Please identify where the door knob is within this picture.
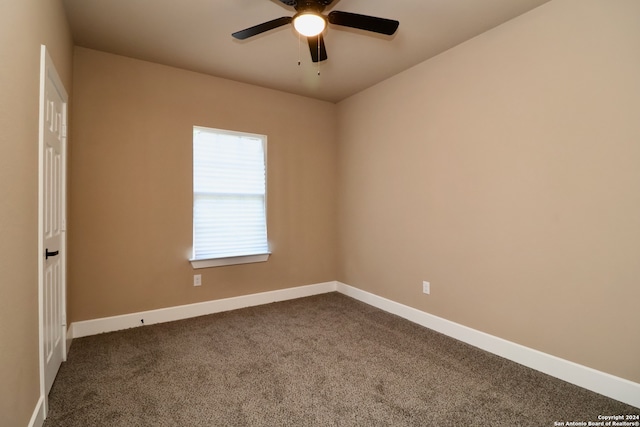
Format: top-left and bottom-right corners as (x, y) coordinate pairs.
(45, 248), (59, 260)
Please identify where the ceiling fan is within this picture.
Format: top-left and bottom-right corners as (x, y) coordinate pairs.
(231, 0), (399, 63)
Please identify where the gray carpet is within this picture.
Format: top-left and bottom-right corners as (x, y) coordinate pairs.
(44, 293), (638, 426)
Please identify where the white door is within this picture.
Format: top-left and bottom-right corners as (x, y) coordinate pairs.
(39, 45), (68, 400)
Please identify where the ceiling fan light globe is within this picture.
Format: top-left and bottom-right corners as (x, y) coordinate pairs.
(293, 13), (326, 37)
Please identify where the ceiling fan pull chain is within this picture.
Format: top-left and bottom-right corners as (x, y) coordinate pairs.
(298, 32), (301, 66)
(317, 37), (321, 75)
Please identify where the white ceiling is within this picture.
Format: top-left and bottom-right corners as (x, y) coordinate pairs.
(62, 0), (551, 103)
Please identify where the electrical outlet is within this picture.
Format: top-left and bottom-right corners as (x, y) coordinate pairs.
(422, 281), (430, 295)
(193, 274), (202, 287)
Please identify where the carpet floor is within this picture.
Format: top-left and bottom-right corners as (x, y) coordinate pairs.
(44, 292), (638, 426)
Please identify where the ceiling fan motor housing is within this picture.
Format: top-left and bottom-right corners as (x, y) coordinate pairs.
(279, 0), (335, 8)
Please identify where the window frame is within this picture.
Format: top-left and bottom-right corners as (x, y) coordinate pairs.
(190, 126), (270, 269)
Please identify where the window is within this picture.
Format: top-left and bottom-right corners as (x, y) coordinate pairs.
(191, 126), (269, 268)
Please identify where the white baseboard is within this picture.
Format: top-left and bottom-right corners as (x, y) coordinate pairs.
(65, 325), (73, 356)
(70, 281), (337, 339)
(335, 282), (640, 409)
(28, 395), (45, 427)
(68, 280), (639, 409)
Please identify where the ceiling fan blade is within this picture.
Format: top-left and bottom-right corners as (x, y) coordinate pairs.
(232, 16), (292, 40)
(307, 33), (328, 63)
(328, 11), (399, 35)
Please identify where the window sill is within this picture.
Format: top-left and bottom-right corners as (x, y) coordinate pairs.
(190, 253), (270, 269)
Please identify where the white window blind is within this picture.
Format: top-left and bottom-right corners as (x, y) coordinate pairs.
(192, 127), (269, 262)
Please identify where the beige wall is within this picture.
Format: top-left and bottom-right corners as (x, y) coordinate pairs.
(337, 0), (640, 383)
(68, 48), (338, 322)
(0, 1), (73, 425)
